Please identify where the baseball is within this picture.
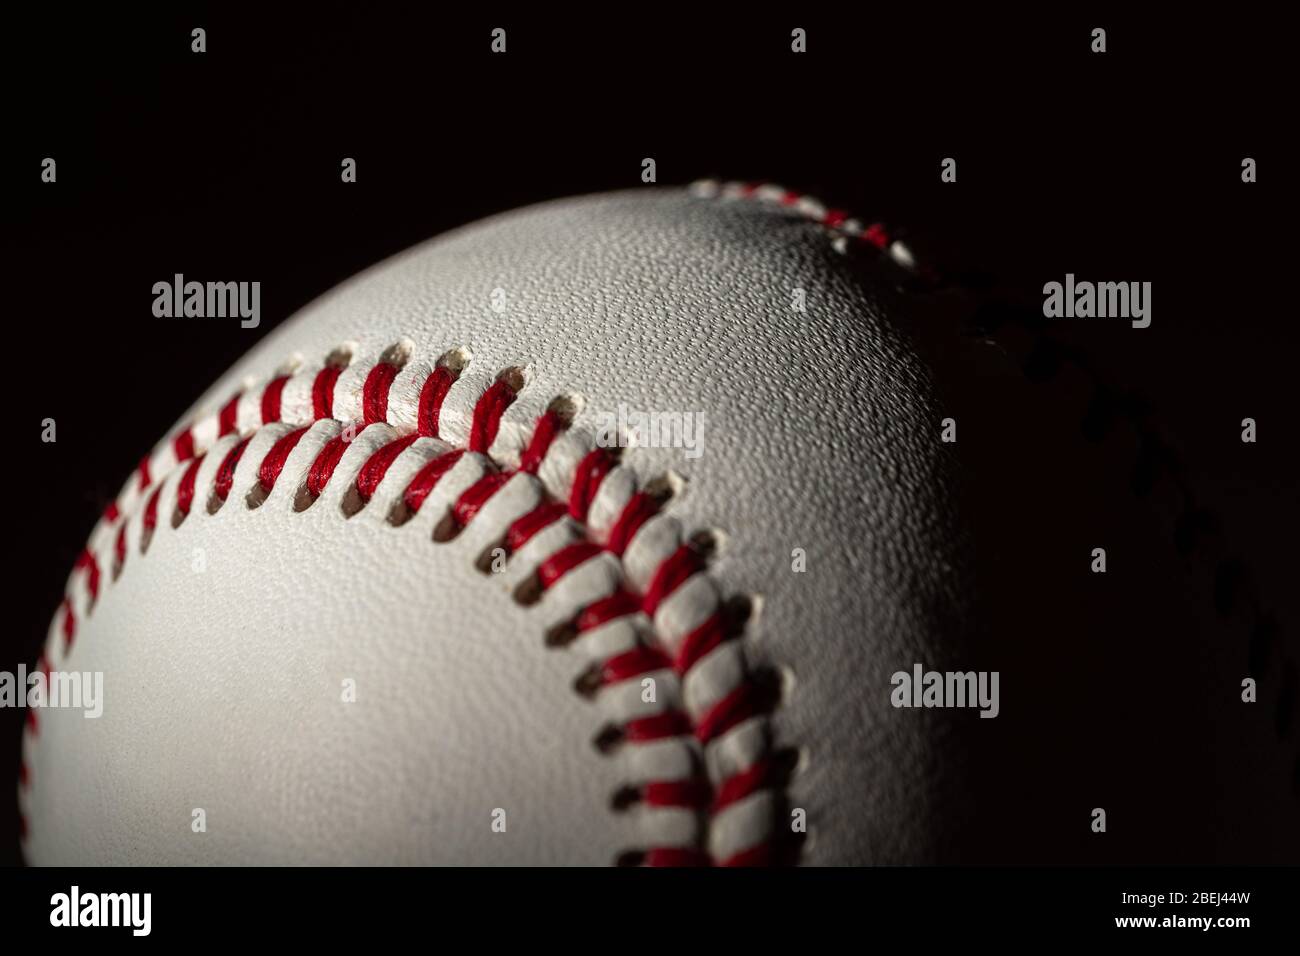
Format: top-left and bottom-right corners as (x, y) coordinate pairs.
(21, 182), (969, 865)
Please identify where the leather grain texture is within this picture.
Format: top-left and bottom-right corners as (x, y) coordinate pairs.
(24, 188), (975, 864)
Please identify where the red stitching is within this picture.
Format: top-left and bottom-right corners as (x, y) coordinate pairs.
(519, 408), (565, 474)
(403, 449), (465, 514)
(214, 437), (252, 502)
(312, 366), (341, 419)
(417, 365), (456, 438)
(451, 472), (512, 529)
(142, 486), (162, 533)
(355, 434), (419, 502)
(306, 431), (353, 498)
(362, 363), (399, 425)
(60, 598), (75, 653)
(569, 449), (615, 521)
(259, 427), (310, 493)
(74, 550), (100, 602)
(261, 375), (290, 424)
(469, 378), (517, 453)
(172, 429), (195, 463)
(538, 540), (604, 589)
(605, 491), (658, 557)
(506, 501), (567, 552)
(176, 455), (205, 517)
(218, 392), (241, 436)
(29, 350), (782, 867)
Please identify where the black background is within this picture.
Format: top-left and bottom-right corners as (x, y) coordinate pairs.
(4, 6), (1295, 870)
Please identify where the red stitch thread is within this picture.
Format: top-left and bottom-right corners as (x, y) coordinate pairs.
(417, 366), (456, 438)
(605, 492), (659, 556)
(644, 778), (711, 809)
(401, 449), (465, 514)
(218, 393), (241, 436)
(355, 434), (420, 502)
(312, 366), (341, 419)
(137, 455), (152, 491)
(261, 375), (290, 424)
(694, 683), (759, 744)
(642, 546), (702, 616)
(114, 525), (127, 571)
(142, 486), (162, 532)
(569, 449), (615, 521)
(362, 363), (399, 425)
(673, 613), (729, 674)
(600, 645), (670, 685)
(172, 428), (195, 463)
(176, 456), (205, 517)
(645, 847), (711, 867)
(505, 501), (568, 553)
(259, 427), (310, 493)
(538, 541), (604, 589)
(214, 438), (252, 502)
(713, 757), (770, 812)
(452, 472), (512, 529)
(102, 501), (120, 523)
(577, 589), (642, 632)
(469, 379), (517, 453)
(625, 711), (693, 742)
(306, 432), (353, 498)
(519, 409), (566, 474)
(36, 354), (781, 867)
(862, 222), (890, 250)
(61, 598), (75, 653)
(74, 550), (100, 602)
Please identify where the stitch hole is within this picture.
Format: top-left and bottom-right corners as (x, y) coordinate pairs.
(245, 484), (270, 511)
(572, 662), (603, 697)
(545, 619), (579, 648)
(325, 343), (356, 368)
(292, 484), (318, 513)
(378, 339), (415, 368)
(513, 573), (544, 607)
(496, 365), (528, 393)
(689, 528), (728, 559)
(547, 392), (585, 425)
(609, 785), (642, 811)
(437, 346), (472, 375)
(643, 470), (687, 505)
(387, 500), (415, 527)
(474, 539), (510, 574)
(744, 665), (790, 713)
(592, 724), (625, 754)
(432, 512), (463, 543)
(338, 486), (365, 519)
(275, 352), (305, 377)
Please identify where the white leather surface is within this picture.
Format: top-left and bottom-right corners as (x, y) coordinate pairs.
(23, 187), (973, 864)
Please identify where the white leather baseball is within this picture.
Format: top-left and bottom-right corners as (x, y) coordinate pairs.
(21, 182), (971, 865)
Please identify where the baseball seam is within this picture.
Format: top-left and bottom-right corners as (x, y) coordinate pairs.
(21, 342), (789, 866)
